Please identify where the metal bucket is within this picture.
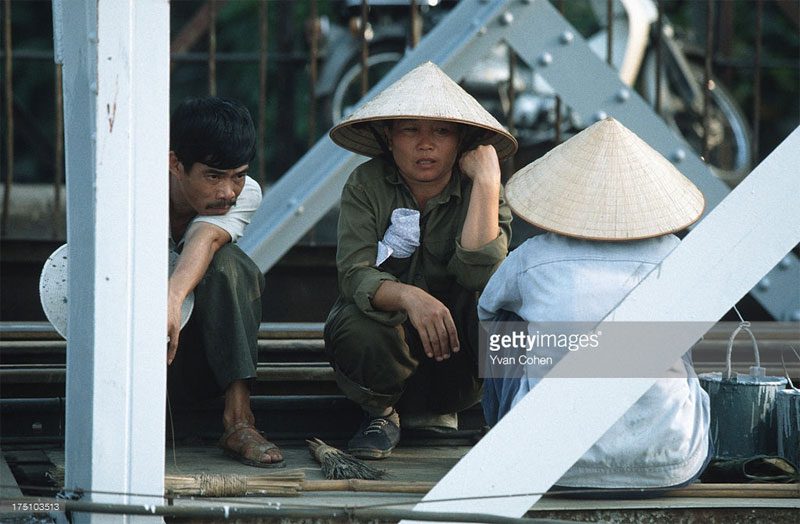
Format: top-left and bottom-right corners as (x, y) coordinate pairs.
(698, 323), (788, 460)
(776, 389), (800, 468)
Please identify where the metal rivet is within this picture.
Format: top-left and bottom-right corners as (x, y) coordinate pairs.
(560, 30), (574, 45)
(757, 277), (771, 291)
(295, 206), (305, 215)
(478, 26), (487, 36)
(672, 149), (686, 162)
(616, 88), (630, 102)
(592, 111), (608, 122)
(90, 82), (98, 93)
(778, 255), (792, 270)
(538, 52), (553, 66)
(500, 11), (514, 25)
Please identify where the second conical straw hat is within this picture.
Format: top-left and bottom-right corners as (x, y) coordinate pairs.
(329, 61), (518, 160)
(506, 117), (705, 241)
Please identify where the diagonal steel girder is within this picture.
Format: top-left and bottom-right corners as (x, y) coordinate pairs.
(239, 0), (799, 320)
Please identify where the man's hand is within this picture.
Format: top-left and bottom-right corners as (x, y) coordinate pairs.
(167, 292), (183, 365)
(373, 281), (459, 361)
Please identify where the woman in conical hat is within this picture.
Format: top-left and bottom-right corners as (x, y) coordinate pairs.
(325, 62), (517, 459)
(479, 117), (711, 491)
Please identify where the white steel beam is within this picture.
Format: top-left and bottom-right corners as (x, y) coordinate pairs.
(240, 0), (798, 319)
(405, 127), (800, 521)
(55, 0), (170, 521)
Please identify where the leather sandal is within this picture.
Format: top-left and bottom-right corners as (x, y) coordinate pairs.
(218, 421), (285, 468)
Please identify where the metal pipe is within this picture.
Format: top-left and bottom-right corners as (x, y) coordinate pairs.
(258, 0), (268, 186)
(606, 0), (613, 66)
(702, 0), (714, 162)
(410, 0), (421, 48)
(654, 0), (663, 115)
(54, 63), (64, 239)
(753, 0), (763, 163)
(554, 0), (564, 144)
(0, 321), (326, 339)
(208, 0), (218, 96)
(46, 498), (568, 523)
(360, 0), (369, 97)
(507, 50), (516, 135)
(2, 0), (14, 237)
(173, 50), (309, 64)
(170, 0), (229, 73)
(718, 0), (735, 85)
(308, 0), (319, 148)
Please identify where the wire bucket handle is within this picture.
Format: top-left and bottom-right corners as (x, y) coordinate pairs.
(725, 321), (764, 380)
(780, 346), (800, 391)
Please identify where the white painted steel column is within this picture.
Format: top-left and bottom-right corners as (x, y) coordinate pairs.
(55, 0), (170, 521)
(406, 128), (800, 521)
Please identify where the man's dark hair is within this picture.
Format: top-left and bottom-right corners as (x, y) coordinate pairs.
(170, 96), (256, 170)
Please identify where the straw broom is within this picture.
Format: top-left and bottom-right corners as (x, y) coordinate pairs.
(164, 470), (306, 497)
(49, 465), (306, 497)
(307, 438), (387, 480)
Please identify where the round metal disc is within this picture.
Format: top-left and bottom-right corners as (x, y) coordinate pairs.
(38, 244), (70, 338)
(39, 244), (194, 339)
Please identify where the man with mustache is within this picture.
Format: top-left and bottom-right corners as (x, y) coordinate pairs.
(325, 62), (517, 459)
(167, 96), (283, 468)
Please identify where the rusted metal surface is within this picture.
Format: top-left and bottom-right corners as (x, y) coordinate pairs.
(2, 0), (14, 237)
(606, 0), (613, 66)
(753, 0), (763, 162)
(308, 0), (320, 148)
(170, 0), (229, 58)
(258, 0), (268, 186)
(208, 0), (217, 96)
(703, 0), (715, 162)
(554, 0), (564, 144)
(507, 50), (516, 135)
(410, 0), (421, 48)
(655, 0), (663, 115)
(360, 0), (369, 97)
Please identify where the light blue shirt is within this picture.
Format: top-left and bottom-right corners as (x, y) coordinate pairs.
(478, 232), (710, 488)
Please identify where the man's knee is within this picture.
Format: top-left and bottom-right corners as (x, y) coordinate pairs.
(201, 243), (264, 300)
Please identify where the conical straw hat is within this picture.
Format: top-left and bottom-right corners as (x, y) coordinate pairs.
(506, 117), (705, 241)
(329, 61), (518, 160)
